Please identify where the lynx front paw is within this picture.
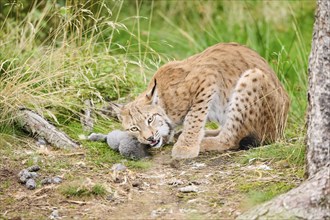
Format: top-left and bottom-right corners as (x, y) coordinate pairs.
(171, 144), (199, 159)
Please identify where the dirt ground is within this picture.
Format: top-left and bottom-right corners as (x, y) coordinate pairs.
(0, 141), (302, 220)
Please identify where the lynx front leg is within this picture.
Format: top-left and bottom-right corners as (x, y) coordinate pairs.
(171, 104), (209, 159)
(171, 82), (218, 159)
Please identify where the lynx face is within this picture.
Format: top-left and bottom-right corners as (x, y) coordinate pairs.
(119, 103), (173, 148)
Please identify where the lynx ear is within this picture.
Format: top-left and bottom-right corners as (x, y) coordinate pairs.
(146, 79), (158, 105)
(106, 102), (123, 121)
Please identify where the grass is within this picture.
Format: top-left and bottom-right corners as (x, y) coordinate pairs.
(0, 0), (315, 213)
(61, 183), (107, 198)
(0, 0), (313, 145)
(240, 181), (296, 208)
(237, 141), (306, 167)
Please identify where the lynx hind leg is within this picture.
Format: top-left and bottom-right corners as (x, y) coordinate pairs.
(201, 68), (284, 152)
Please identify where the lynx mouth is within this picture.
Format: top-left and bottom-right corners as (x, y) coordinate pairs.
(149, 138), (163, 148)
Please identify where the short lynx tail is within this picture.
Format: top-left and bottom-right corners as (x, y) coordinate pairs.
(87, 133), (107, 142)
(238, 134), (260, 150)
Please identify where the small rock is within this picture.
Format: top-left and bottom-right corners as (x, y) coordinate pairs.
(29, 172), (39, 179)
(27, 165), (40, 172)
(132, 181), (141, 187)
(41, 177), (63, 185)
(37, 137), (47, 146)
(41, 177), (53, 185)
(111, 163), (127, 171)
(75, 161), (86, 168)
(191, 162), (206, 169)
(18, 169), (30, 183)
(257, 164), (273, 171)
(26, 179), (36, 190)
(49, 209), (60, 219)
(168, 179), (184, 186)
(52, 176), (62, 184)
(18, 169), (38, 183)
(106, 194), (115, 202)
(178, 185), (199, 193)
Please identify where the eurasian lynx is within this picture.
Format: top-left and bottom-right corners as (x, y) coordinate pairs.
(114, 43), (290, 159)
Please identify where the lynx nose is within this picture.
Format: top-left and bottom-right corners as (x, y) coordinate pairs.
(147, 136), (154, 142)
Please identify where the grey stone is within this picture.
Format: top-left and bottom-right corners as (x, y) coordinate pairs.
(18, 169), (30, 183)
(27, 165), (40, 172)
(111, 163), (127, 171)
(18, 169), (38, 183)
(37, 137), (47, 146)
(49, 209), (60, 219)
(41, 177), (52, 185)
(52, 176), (62, 184)
(26, 178), (36, 190)
(29, 172), (39, 179)
(41, 177), (62, 185)
(168, 179), (184, 186)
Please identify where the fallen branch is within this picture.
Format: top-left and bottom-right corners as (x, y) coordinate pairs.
(16, 108), (80, 149)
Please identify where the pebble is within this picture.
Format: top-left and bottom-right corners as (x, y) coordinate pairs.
(49, 210), (60, 219)
(29, 172), (39, 179)
(52, 176), (62, 184)
(18, 169), (30, 183)
(191, 162), (206, 169)
(27, 165), (40, 172)
(178, 185), (199, 193)
(132, 181), (141, 187)
(26, 178), (36, 190)
(111, 163), (127, 171)
(18, 169), (38, 183)
(168, 179), (184, 186)
(257, 164), (273, 171)
(41, 177), (53, 185)
(37, 137), (47, 146)
(41, 177), (63, 185)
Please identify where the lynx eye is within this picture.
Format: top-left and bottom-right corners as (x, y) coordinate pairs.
(130, 126), (139, 132)
(147, 115), (155, 124)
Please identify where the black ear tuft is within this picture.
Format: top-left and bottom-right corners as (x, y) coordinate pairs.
(146, 79), (157, 100)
